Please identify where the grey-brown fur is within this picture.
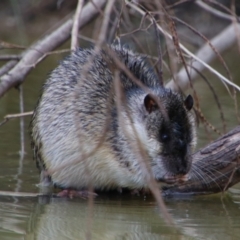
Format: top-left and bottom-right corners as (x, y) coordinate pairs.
(31, 45), (196, 190)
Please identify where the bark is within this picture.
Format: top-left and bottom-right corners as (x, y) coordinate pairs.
(162, 126), (240, 196)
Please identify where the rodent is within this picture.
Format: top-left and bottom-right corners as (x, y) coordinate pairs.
(31, 45), (196, 191)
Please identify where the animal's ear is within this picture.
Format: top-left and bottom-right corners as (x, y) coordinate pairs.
(144, 94), (158, 113)
(184, 95), (194, 111)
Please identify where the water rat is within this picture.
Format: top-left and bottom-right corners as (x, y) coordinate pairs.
(31, 45), (196, 194)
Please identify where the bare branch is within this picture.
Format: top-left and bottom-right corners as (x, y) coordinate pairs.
(166, 24), (240, 92)
(96, 0), (116, 46)
(71, 0), (84, 51)
(126, 1), (240, 92)
(0, 55), (21, 61)
(0, 111), (33, 126)
(0, 41), (26, 50)
(171, 16), (233, 83)
(195, 0), (239, 22)
(0, 0), (106, 98)
(0, 191), (45, 197)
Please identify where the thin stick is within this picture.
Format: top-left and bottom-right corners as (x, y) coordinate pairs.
(0, 191), (50, 197)
(190, 65), (226, 134)
(71, 0), (84, 51)
(83, 3), (115, 238)
(0, 40), (26, 50)
(0, 0), (106, 98)
(126, 1), (240, 92)
(171, 16), (232, 83)
(0, 55), (21, 61)
(19, 86), (25, 157)
(113, 70), (173, 225)
(153, 20), (163, 86)
(0, 111), (33, 127)
(195, 0), (239, 22)
(97, 0), (115, 46)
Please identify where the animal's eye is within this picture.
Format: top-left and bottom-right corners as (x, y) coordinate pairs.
(160, 133), (170, 142)
(160, 124), (170, 143)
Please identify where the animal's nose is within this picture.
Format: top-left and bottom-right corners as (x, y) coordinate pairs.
(174, 154), (191, 175)
(175, 163), (188, 175)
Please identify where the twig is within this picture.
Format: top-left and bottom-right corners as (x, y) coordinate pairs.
(0, 0), (106, 98)
(97, 0), (115, 46)
(166, 23), (240, 92)
(71, 0), (84, 51)
(0, 55), (21, 61)
(0, 41), (26, 50)
(0, 111), (33, 126)
(230, 2), (240, 55)
(126, 1), (240, 92)
(166, 0), (192, 9)
(230, 2), (240, 123)
(78, 34), (96, 43)
(26, 49), (71, 68)
(0, 190), (50, 197)
(113, 68), (173, 225)
(153, 20), (163, 86)
(77, 4), (116, 236)
(190, 65), (226, 134)
(19, 85), (25, 157)
(171, 16), (232, 83)
(195, 0), (240, 22)
(202, 0), (238, 19)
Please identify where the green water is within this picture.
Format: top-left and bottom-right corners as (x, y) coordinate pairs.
(1, 194), (240, 240)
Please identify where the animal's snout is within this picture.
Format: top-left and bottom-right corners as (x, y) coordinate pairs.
(174, 154), (192, 176)
(172, 139), (191, 175)
(175, 161), (189, 175)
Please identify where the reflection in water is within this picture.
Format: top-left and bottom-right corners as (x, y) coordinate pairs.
(33, 197), (169, 240)
(1, 194), (239, 240)
(0, 197), (38, 240)
(169, 195), (240, 240)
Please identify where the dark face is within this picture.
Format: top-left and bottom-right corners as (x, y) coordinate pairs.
(144, 91), (195, 179)
(159, 107), (193, 175)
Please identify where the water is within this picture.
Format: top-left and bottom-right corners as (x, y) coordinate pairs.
(1, 25), (240, 240)
(0, 192), (240, 239)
